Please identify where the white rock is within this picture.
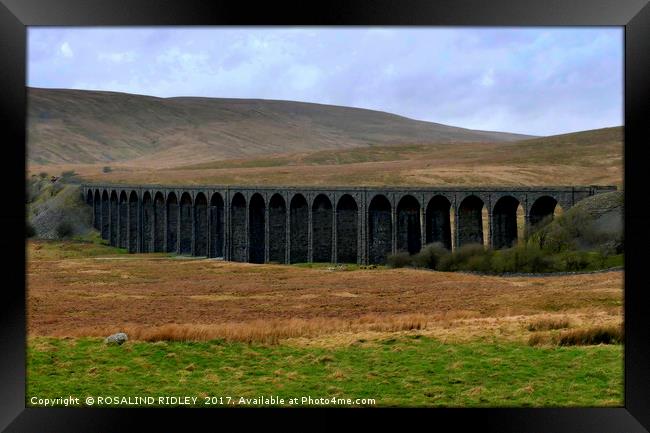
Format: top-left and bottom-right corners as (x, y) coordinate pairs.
(104, 332), (128, 345)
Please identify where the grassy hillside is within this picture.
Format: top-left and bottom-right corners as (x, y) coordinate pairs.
(27, 87), (621, 187)
(27, 175), (92, 240)
(27, 87), (530, 166)
(528, 190), (623, 254)
(35, 126), (622, 187)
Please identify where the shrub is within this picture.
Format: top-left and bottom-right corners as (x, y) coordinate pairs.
(496, 244), (556, 273)
(384, 230), (617, 275)
(489, 248), (518, 273)
(522, 247), (555, 273)
(591, 250), (610, 268)
(562, 251), (591, 272)
(412, 242), (450, 269)
(386, 251), (412, 268)
(102, 166), (112, 173)
(465, 250), (495, 273)
(437, 244), (487, 272)
(526, 215), (555, 247)
(55, 219), (75, 239)
(38, 172), (48, 179)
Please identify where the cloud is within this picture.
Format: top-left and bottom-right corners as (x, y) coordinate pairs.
(98, 51), (136, 63)
(28, 27), (623, 136)
(59, 42), (73, 58)
(285, 64), (323, 91)
(479, 68), (495, 87)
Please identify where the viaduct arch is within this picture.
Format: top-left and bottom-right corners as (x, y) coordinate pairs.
(83, 184), (616, 265)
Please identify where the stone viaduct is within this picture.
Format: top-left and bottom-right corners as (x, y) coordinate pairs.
(82, 184), (616, 265)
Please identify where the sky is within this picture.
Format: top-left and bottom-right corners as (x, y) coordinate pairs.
(27, 27), (623, 136)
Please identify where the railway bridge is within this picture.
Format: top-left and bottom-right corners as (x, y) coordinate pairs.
(82, 184), (616, 265)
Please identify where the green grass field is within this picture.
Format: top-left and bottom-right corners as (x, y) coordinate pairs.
(27, 336), (622, 408)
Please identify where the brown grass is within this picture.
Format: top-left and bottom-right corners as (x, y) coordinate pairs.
(58, 314), (430, 345)
(527, 333), (550, 347)
(528, 324), (623, 347)
(526, 317), (571, 332)
(28, 87), (529, 166)
(556, 325), (623, 346)
(27, 241), (623, 345)
(29, 127), (623, 187)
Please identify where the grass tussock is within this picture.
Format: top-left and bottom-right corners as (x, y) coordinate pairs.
(528, 324), (623, 347)
(527, 333), (549, 347)
(556, 325), (623, 346)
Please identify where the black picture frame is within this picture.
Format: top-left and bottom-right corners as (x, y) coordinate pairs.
(2, 0), (649, 431)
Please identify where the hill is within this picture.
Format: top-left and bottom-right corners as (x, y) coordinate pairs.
(32, 126), (621, 187)
(27, 87), (531, 166)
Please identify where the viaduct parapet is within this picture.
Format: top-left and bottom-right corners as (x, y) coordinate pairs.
(81, 184), (617, 265)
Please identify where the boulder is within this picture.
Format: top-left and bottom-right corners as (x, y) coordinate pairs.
(104, 332), (128, 345)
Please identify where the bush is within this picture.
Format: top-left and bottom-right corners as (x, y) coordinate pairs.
(412, 242), (450, 269)
(437, 244), (487, 272)
(591, 250), (610, 269)
(489, 249), (517, 273)
(38, 172), (48, 179)
(383, 225), (619, 275)
(521, 247), (555, 273)
(562, 251), (591, 272)
(56, 219), (75, 239)
(386, 251), (412, 268)
(500, 244), (557, 273)
(526, 215), (555, 247)
(102, 166), (112, 173)
(465, 250), (495, 272)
